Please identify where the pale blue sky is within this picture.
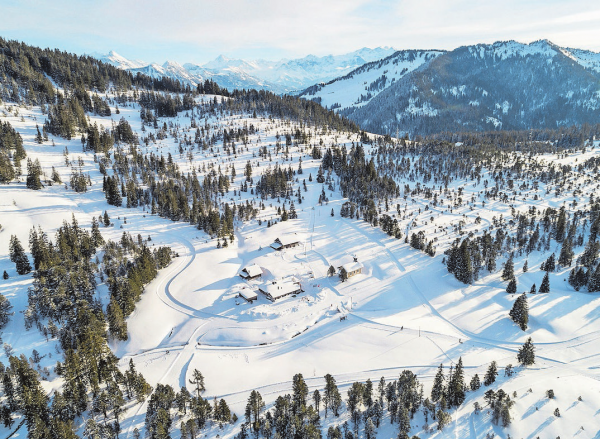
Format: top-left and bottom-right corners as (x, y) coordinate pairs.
(2, 0), (600, 64)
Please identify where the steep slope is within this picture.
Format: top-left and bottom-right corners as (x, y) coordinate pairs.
(341, 40), (600, 135)
(298, 49), (445, 110)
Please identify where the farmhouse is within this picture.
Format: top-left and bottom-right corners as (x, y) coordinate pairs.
(270, 236), (301, 251)
(259, 279), (304, 301)
(239, 264), (263, 280)
(238, 288), (258, 303)
(339, 260), (364, 278)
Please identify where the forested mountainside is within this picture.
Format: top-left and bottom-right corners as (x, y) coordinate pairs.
(299, 49), (445, 111)
(302, 40), (600, 136)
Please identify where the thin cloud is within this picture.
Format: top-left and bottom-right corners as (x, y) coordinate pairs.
(2, 0), (599, 63)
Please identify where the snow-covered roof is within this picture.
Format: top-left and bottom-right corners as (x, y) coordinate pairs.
(341, 261), (363, 273)
(238, 288), (258, 301)
(259, 280), (303, 300)
(275, 235), (302, 246)
(241, 264), (262, 278)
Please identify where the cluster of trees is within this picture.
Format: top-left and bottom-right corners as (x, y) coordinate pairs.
(103, 144), (256, 239)
(235, 359), (525, 439)
(3, 216), (167, 437)
(103, 231), (172, 340)
(144, 369), (234, 439)
(138, 91), (194, 118)
(0, 120), (26, 183)
(222, 89), (359, 134)
(0, 37), (187, 107)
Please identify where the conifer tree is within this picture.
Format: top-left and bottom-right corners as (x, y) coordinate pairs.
(509, 293), (529, 330)
(189, 369), (205, 397)
(448, 357), (465, 407)
(539, 272), (550, 293)
(501, 257), (514, 281)
(0, 294), (13, 329)
(469, 374), (481, 391)
(506, 277), (517, 294)
(517, 337), (535, 365)
(9, 235), (31, 275)
(588, 264), (600, 292)
(484, 361), (498, 386)
(558, 238), (574, 267)
(430, 364), (445, 402)
(245, 390), (265, 437)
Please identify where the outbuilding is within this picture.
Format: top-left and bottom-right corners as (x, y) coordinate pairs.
(239, 264), (263, 280)
(270, 236), (301, 251)
(338, 260), (364, 278)
(238, 288), (258, 303)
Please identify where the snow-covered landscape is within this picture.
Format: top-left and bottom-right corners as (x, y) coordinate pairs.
(2, 4), (600, 437)
(1, 74), (600, 438)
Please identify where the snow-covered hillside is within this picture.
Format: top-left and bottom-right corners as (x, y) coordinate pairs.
(299, 50), (444, 110)
(338, 40), (600, 135)
(2, 78), (600, 439)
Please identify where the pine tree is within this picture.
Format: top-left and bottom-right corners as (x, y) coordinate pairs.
(517, 337), (535, 365)
(469, 374), (481, 391)
(484, 361), (498, 386)
(9, 235), (31, 275)
(189, 369), (205, 397)
(588, 264), (600, 292)
(455, 240), (473, 284)
(509, 293), (529, 330)
(501, 257), (514, 281)
(506, 277), (517, 294)
(103, 211), (111, 227)
(539, 272), (550, 293)
(0, 294), (13, 329)
(431, 364), (445, 402)
(339, 267), (348, 282)
(289, 202), (298, 220)
(245, 390), (265, 436)
(26, 158), (43, 190)
(448, 357), (465, 407)
(558, 238), (574, 267)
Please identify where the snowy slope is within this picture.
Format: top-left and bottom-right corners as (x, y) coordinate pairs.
(299, 49), (445, 110)
(339, 40), (600, 135)
(2, 88), (600, 439)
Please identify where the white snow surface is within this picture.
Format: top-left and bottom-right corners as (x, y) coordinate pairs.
(0, 93), (600, 439)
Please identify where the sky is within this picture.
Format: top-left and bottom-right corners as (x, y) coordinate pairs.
(2, 0), (600, 64)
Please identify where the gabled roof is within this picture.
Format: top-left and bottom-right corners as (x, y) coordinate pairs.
(259, 279), (303, 300)
(275, 235), (302, 246)
(341, 261), (363, 273)
(241, 264), (262, 278)
(238, 288), (258, 301)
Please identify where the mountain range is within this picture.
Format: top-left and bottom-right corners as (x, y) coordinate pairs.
(95, 47), (396, 94)
(96, 40), (600, 136)
(333, 40), (600, 135)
